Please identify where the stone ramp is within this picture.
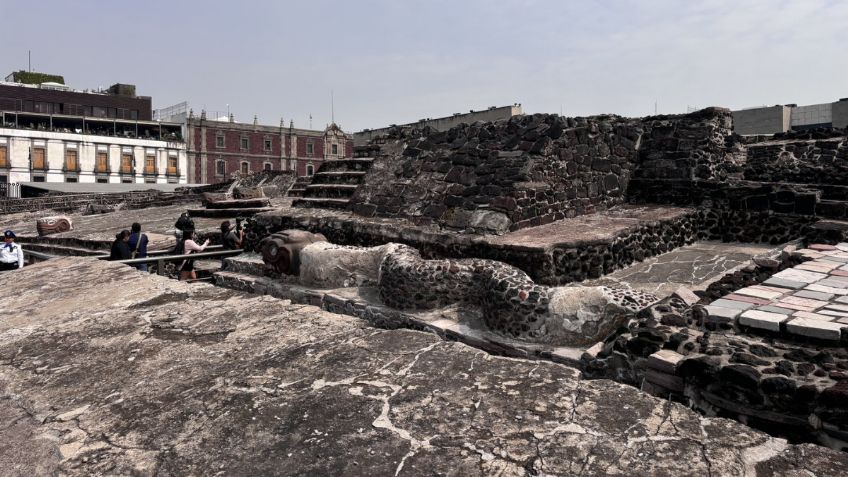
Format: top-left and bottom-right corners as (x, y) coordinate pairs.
(2, 258), (846, 475)
(584, 241), (783, 297)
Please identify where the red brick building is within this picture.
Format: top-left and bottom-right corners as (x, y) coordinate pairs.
(185, 111), (353, 184)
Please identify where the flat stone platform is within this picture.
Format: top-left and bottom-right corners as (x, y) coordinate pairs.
(2, 258), (845, 475)
(585, 241), (781, 297)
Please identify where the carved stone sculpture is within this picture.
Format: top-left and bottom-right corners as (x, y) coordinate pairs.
(36, 216), (73, 236)
(259, 234), (659, 346)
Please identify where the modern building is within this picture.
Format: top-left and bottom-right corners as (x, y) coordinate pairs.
(0, 72), (186, 189)
(353, 104), (523, 145)
(732, 98), (848, 135)
(185, 110), (353, 184)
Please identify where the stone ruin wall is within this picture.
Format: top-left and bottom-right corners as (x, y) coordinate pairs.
(348, 113), (643, 233)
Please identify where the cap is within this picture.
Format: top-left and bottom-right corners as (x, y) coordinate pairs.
(4, 230), (15, 239)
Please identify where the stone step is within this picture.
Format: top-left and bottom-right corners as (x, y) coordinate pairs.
(186, 207), (275, 218)
(291, 197), (351, 209)
(305, 183), (359, 190)
(314, 170), (367, 176)
(18, 241), (103, 256)
(221, 253), (266, 276)
(213, 270), (261, 294)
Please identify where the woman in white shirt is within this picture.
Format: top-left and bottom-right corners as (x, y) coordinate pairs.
(178, 230), (210, 281)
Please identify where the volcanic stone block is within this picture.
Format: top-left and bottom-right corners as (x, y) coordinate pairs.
(645, 369), (684, 392)
(647, 350), (684, 374)
(763, 277), (807, 290)
(739, 310), (787, 332)
(786, 318), (846, 341)
(709, 299), (754, 311)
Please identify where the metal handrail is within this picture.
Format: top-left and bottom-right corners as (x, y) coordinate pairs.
(111, 248), (243, 275)
(93, 244), (226, 259)
(24, 250), (57, 261)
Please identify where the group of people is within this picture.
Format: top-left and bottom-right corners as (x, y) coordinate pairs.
(109, 218), (244, 281)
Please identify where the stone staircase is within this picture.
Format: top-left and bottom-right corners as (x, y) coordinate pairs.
(291, 158), (374, 209)
(286, 175), (312, 198)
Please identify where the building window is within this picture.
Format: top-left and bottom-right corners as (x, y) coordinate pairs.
(306, 140), (314, 156)
(33, 175), (46, 182)
(32, 147), (46, 170)
(306, 164), (314, 176)
(241, 162), (249, 174)
(65, 177), (78, 183)
(264, 138), (272, 151)
(65, 149), (79, 171)
(96, 178), (108, 183)
(0, 145), (7, 168)
(121, 153), (133, 174)
(216, 135), (225, 148)
(240, 137), (249, 150)
(145, 177), (156, 184)
(145, 155), (156, 174)
(216, 160), (226, 176)
(95, 151), (109, 173)
(167, 155), (178, 175)
(122, 178), (133, 184)
(264, 162), (272, 171)
(331, 143), (338, 155)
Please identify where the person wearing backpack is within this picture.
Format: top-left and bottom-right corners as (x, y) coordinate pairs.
(177, 230), (209, 281)
(128, 222), (149, 272)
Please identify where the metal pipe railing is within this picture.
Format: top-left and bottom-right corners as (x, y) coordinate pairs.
(24, 249), (57, 261)
(93, 244), (226, 260)
(111, 249), (243, 275)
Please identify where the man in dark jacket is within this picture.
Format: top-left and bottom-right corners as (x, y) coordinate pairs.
(128, 222), (149, 272)
(110, 230), (131, 261)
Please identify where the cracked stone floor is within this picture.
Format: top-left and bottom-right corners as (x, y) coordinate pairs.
(1, 258), (846, 476)
(584, 241), (780, 297)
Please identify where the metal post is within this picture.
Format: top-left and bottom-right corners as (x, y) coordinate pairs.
(157, 259), (164, 275)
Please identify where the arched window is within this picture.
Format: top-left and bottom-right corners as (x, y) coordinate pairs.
(306, 164), (314, 176)
(241, 162), (249, 174)
(264, 162), (272, 171)
(216, 160), (226, 176)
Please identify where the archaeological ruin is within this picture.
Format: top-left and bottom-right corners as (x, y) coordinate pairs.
(2, 107), (848, 475)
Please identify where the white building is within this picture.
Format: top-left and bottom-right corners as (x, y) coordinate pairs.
(0, 123), (187, 186)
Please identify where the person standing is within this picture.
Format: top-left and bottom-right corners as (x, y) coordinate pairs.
(0, 230), (24, 271)
(220, 220), (244, 250)
(178, 230), (210, 281)
(128, 222), (149, 272)
(109, 230), (132, 261)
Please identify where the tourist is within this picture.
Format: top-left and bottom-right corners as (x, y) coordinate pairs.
(0, 230), (24, 271)
(128, 222), (150, 272)
(109, 230), (131, 261)
(178, 230), (210, 281)
(220, 220), (244, 250)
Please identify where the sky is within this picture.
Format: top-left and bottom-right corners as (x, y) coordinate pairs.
(1, 0), (847, 132)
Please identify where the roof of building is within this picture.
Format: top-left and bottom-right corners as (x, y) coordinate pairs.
(19, 182), (205, 194)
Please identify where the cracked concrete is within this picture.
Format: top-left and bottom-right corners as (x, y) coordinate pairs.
(0, 258), (846, 476)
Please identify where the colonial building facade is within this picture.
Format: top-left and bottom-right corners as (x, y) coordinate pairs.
(0, 76), (186, 187)
(185, 111), (353, 184)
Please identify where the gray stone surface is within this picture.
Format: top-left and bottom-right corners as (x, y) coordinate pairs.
(762, 277), (807, 290)
(584, 241), (779, 297)
(2, 258), (845, 476)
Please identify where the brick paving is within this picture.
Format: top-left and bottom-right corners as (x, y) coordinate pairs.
(706, 243), (848, 342)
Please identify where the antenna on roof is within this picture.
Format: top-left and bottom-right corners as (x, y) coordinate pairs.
(28, 50), (31, 72)
(331, 90), (335, 124)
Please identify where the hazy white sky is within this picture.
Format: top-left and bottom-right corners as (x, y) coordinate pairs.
(1, 0), (846, 131)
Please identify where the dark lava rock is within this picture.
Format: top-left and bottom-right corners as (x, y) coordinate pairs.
(720, 364), (762, 391)
(730, 352), (770, 367)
